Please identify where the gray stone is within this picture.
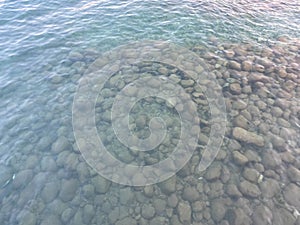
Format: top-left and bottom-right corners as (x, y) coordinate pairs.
(167, 193), (178, 208)
(283, 183), (300, 208)
(115, 217), (137, 225)
(40, 215), (62, 225)
(51, 136), (71, 154)
(259, 178), (280, 198)
(17, 211), (37, 225)
(68, 51), (84, 61)
(25, 155), (39, 169)
(273, 207), (297, 225)
(119, 187), (134, 204)
(192, 200), (205, 212)
(233, 115), (249, 129)
(243, 168), (259, 182)
(229, 61), (241, 70)
(12, 169), (33, 189)
(287, 166), (300, 183)
(226, 184), (242, 198)
(230, 83), (242, 94)
(181, 79), (195, 87)
(143, 185), (154, 197)
(177, 201), (192, 224)
(244, 150), (261, 162)
(158, 176), (176, 195)
(141, 204), (155, 219)
(252, 204), (273, 225)
(182, 186), (200, 202)
(211, 199), (226, 222)
(232, 151), (249, 166)
(92, 176), (111, 194)
(82, 204), (95, 224)
(204, 164), (222, 181)
(149, 217), (166, 225)
(61, 208), (75, 224)
(232, 127), (265, 147)
(41, 181), (60, 203)
(41, 156), (57, 172)
(262, 150), (282, 169)
(239, 180), (261, 198)
(225, 208), (251, 225)
(82, 184), (95, 200)
(153, 198), (166, 215)
(59, 179), (79, 202)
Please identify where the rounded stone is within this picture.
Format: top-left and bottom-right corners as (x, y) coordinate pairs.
(41, 181), (60, 203)
(239, 180), (261, 198)
(141, 204), (155, 219)
(59, 179), (79, 202)
(91, 176), (111, 194)
(182, 186), (200, 202)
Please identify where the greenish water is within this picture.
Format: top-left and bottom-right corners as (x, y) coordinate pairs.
(0, 0), (299, 224)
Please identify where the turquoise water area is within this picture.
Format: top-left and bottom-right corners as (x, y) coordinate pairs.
(0, 0), (300, 224)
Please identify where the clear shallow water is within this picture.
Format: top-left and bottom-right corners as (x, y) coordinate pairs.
(0, 0), (300, 224)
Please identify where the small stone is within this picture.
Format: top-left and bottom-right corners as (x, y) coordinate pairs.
(229, 83), (242, 94)
(17, 211), (37, 225)
(270, 135), (286, 152)
(143, 185), (154, 197)
(12, 169), (33, 189)
(273, 207), (297, 225)
(51, 136), (71, 154)
(229, 61), (241, 70)
(284, 183), (300, 209)
(182, 186), (200, 202)
(211, 199), (226, 222)
(239, 180), (261, 198)
(232, 127), (265, 147)
(40, 215), (62, 225)
(115, 217), (137, 225)
(252, 204), (273, 225)
(259, 178), (280, 198)
(167, 194), (178, 208)
(82, 184), (95, 200)
(41, 181), (60, 203)
(225, 208), (251, 225)
(287, 166), (300, 183)
(243, 168), (260, 182)
(61, 208), (75, 224)
(59, 179), (79, 202)
(68, 51), (84, 61)
(204, 164), (222, 181)
(82, 204), (95, 224)
(254, 64), (265, 73)
(51, 75), (64, 84)
(224, 49), (235, 58)
(180, 79), (195, 87)
(41, 156), (57, 172)
(177, 201), (192, 224)
(233, 115), (249, 129)
(248, 73), (270, 83)
(119, 188), (135, 204)
(92, 176), (111, 194)
(153, 198), (166, 215)
(262, 150), (282, 169)
(158, 176), (176, 195)
(232, 151), (249, 166)
(141, 204), (155, 219)
(226, 184), (242, 197)
(242, 60), (253, 71)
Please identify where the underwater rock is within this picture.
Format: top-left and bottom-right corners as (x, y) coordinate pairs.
(177, 201), (192, 224)
(232, 127), (265, 147)
(239, 180), (261, 198)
